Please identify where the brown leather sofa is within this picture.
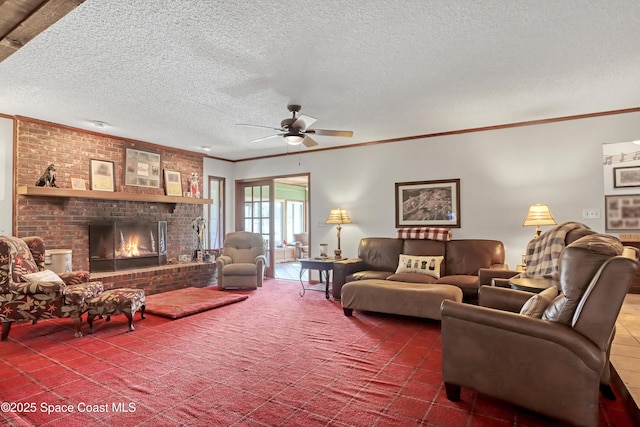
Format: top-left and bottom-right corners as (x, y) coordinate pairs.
(440, 234), (638, 427)
(332, 237), (506, 301)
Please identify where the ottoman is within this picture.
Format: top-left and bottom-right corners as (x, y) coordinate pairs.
(341, 279), (463, 320)
(86, 288), (146, 333)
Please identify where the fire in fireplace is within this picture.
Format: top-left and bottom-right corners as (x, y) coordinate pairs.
(89, 221), (167, 272)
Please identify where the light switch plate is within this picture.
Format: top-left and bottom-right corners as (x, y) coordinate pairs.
(582, 209), (600, 219)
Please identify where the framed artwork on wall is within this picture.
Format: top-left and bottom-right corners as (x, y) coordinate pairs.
(605, 194), (640, 231)
(395, 179), (461, 228)
(163, 169), (182, 196)
(71, 178), (87, 190)
(124, 148), (161, 188)
(90, 159), (115, 192)
(613, 165), (640, 188)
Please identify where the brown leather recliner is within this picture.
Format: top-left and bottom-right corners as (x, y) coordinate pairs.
(478, 223), (596, 288)
(440, 234), (638, 427)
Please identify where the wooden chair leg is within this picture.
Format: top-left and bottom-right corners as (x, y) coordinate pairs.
(87, 314), (96, 334)
(1, 322), (12, 341)
(125, 312), (134, 331)
(72, 315), (83, 338)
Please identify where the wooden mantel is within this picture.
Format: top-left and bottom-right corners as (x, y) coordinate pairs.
(17, 186), (212, 205)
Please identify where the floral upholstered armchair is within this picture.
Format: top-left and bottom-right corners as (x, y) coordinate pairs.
(0, 236), (104, 341)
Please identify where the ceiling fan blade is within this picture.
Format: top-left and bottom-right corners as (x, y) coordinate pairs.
(250, 134), (283, 143)
(238, 123), (284, 131)
(292, 114), (316, 130)
(306, 129), (353, 137)
(302, 135), (318, 148)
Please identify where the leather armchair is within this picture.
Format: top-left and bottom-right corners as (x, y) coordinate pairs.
(0, 236), (103, 341)
(216, 232), (266, 290)
(440, 234), (638, 427)
(478, 224), (597, 288)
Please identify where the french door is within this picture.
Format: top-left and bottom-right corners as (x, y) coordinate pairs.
(236, 179), (274, 277)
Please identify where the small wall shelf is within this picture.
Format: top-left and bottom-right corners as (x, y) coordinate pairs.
(17, 186), (212, 205)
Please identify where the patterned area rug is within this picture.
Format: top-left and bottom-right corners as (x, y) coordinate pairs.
(144, 287), (248, 319)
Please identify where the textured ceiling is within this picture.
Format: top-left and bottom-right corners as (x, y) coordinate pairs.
(1, 1), (639, 161)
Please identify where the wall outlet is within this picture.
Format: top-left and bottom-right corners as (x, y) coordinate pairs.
(582, 209), (601, 219)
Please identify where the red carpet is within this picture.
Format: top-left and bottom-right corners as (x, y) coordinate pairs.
(144, 287), (248, 319)
(0, 279), (635, 426)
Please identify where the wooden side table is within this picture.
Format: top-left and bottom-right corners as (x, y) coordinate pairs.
(509, 277), (556, 293)
(299, 258), (337, 299)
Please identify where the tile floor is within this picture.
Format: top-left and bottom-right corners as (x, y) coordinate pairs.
(274, 260), (306, 281)
(277, 262), (640, 419)
(612, 293), (640, 416)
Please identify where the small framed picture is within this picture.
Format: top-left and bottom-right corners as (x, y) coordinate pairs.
(71, 178), (87, 190)
(90, 159), (115, 192)
(614, 166), (640, 188)
(163, 169), (182, 196)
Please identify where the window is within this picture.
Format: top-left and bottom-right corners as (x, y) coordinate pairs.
(286, 200), (305, 242)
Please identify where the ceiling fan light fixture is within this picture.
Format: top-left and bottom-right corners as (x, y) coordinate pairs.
(284, 134), (304, 145)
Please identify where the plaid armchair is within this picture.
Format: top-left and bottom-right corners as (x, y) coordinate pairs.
(0, 236), (103, 341)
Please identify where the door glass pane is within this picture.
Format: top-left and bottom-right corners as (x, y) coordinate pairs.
(207, 176), (225, 250)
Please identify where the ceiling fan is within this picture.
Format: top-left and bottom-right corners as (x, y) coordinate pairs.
(238, 104), (353, 148)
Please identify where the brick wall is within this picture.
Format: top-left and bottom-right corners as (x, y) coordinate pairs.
(92, 264), (217, 295)
(14, 117), (206, 272)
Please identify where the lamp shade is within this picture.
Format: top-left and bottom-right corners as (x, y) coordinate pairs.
(326, 208), (352, 225)
(523, 204), (557, 227)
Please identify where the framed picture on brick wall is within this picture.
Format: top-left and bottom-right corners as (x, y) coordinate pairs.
(124, 147), (161, 188)
(90, 159), (115, 192)
(163, 169), (182, 196)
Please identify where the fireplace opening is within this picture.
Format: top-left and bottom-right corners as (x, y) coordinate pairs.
(89, 221), (167, 272)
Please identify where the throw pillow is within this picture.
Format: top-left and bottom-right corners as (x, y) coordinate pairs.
(395, 254), (444, 279)
(22, 269), (64, 284)
(520, 286), (559, 318)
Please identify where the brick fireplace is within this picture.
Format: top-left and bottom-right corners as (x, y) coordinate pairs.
(89, 220), (168, 272)
(13, 117), (209, 278)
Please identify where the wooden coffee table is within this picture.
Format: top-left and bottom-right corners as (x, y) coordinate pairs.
(299, 258), (337, 299)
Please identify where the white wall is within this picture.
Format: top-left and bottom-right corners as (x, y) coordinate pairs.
(228, 112), (640, 268)
(203, 156), (236, 246)
(0, 117), (13, 235)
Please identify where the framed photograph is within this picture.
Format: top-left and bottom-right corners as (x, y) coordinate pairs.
(614, 166), (640, 188)
(90, 159), (115, 192)
(163, 169), (182, 196)
(124, 147), (161, 188)
(395, 179), (461, 228)
(605, 194), (640, 232)
(71, 178), (87, 190)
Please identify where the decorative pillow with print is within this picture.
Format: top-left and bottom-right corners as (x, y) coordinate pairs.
(395, 254), (444, 279)
(22, 270), (64, 284)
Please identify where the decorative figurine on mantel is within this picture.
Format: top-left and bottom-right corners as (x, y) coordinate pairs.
(188, 172), (200, 198)
(35, 163), (58, 187)
(192, 216), (206, 261)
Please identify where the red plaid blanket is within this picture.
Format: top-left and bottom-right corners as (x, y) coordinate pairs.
(396, 227), (452, 241)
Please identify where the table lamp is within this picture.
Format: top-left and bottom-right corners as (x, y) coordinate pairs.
(523, 204), (557, 238)
(325, 208), (352, 259)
